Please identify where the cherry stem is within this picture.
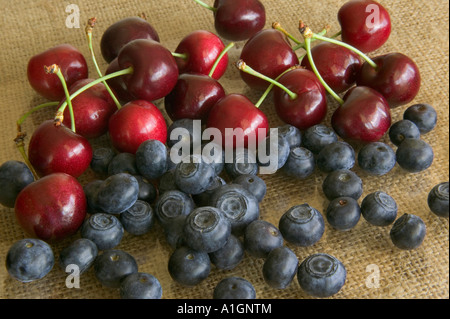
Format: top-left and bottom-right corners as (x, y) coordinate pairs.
(16, 102), (59, 129)
(273, 22), (330, 51)
(236, 60), (298, 101)
(208, 42), (235, 77)
(171, 52), (188, 60)
(14, 136), (39, 180)
(86, 17), (122, 110)
(192, 0), (217, 12)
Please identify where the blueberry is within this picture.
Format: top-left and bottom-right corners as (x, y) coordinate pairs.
(81, 213), (124, 250)
(209, 234), (245, 270)
(175, 155), (216, 195)
(257, 135), (290, 172)
(279, 204), (325, 246)
(119, 200), (155, 235)
(361, 191), (398, 226)
(0, 160), (34, 208)
(283, 147), (315, 179)
(198, 141), (225, 175)
(158, 169), (179, 194)
(167, 118), (202, 149)
(297, 253), (347, 298)
(168, 246), (211, 286)
(59, 238), (98, 274)
(224, 148), (258, 179)
(427, 182), (449, 218)
(84, 180), (104, 214)
(403, 103), (437, 134)
(213, 277), (256, 299)
(244, 220), (284, 258)
(163, 215), (188, 249)
(94, 249), (138, 288)
(262, 246), (299, 289)
(316, 141), (355, 173)
(120, 272), (163, 299)
(390, 214), (427, 250)
(396, 138), (434, 173)
(183, 206), (231, 253)
(95, 173), (140, 214)
(278, 124), (302, 149)
(210, 184), (260, 236)
(136, 139), (168, 180)
(322, 169), (363, 201)
(302, 124), (338, 154)
(107, 152), (138, 176)
(192, 175), (226, 207)
(232, 174), (267, 202)
(90, 147), (115, 176)
(6, 238), (54, 283)
(154, 190), (195, 230)
(134, 175), (157, 204)
(326, 197), (361, 231)
(357, 142), (396, 176)
(389, 120), (421, 146)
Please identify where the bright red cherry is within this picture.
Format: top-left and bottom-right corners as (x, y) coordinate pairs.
(27, 44), (88, 101)
(100, 16), (160, 63)
(108, 100), (167, 154)
(118, 39), (179, 102)
(105, 58), (136, 104)
(28, 120), (93, 178)
(356, 53), (421, 108)
(239, 29), (299, 90)
(332, 86), (391, 144)
(14, 173), (87, 241)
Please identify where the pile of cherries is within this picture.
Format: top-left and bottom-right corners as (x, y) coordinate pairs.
(0, 0), (448, 299)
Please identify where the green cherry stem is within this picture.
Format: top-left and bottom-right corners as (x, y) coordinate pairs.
(13, 134), (39, 180)
(209, 42), (235, 77)
(16, 102), (59, 130)
(272, 22), (302, 45)
(171, 52), (188, 59)
(193, 0), (217, 12)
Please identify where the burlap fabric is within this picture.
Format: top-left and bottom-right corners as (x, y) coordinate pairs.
(0, 0), (448, 299)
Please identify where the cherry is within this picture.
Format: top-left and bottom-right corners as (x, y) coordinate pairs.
(14, 173), (87, 241)
(108, 100), (167, 154)
(338, 0), (391, 53)
(100, 16), (160, 63)
(105, 58), (136, 104)
(239, 29), (299, 90)
(117, 39), (179, 102)
(27, 44), (88, 101)
(356, 52), (421, 108)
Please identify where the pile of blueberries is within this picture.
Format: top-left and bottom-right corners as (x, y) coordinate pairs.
(1, 101), (448, 299)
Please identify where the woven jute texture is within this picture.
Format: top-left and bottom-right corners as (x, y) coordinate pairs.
(0, 0), (448, 299)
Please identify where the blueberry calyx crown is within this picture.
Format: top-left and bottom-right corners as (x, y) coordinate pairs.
(189, 207), (220, 233)
(374, 191), (398, 210)
(286, 204), (316, 224)
(89, 213), (118, 230)
(216, 192), (248, 221)
(304, 253), (339, 278)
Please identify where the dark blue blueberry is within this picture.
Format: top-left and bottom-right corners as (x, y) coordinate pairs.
(95, 173), (140, 214)
(120, 272), (163, 299)
(326, 197), (361, 231)
(84, 180), (104, 214)
(59, 238), (98, 274)
(213, 277), (256, 299)
(154, 190), (195, 230)
(210, 184), (260, 236)
(224, 148), (258, 179)
(389, 120), (421, 146)
(302, 124), (338, 154)
(403, 103), (437, 134)
(163, 215), (188, 249)
(90, 147), (115, 176)
(278, 124), (302, 149)
(175, 155), (216, 195)
(257, 135), (290, 172)
(283, 147), (315, 179)
(198, 141), (225, 175)
(94, 249), (138, 288)
(6, 238), (54, 283)
(316, 141), (355, 173)
(262, 246), (299, 289)
(107, 152), (138, 176)
(322, 169), (363, 201)
(168, 246), (211, 286)
(232, 174), (267, 202)
(279, 204), (325, 246)
(119, 200), (155, 235)
(167, 118), (202, 149)
(396, 138), (434, 173)
(357, 142), (396, 176)
(0, 160), (34, 208)
(361, 191), (398, 226)
(192, 175), (226, 207)
(427, 182), (449, 218)
(134, 175), (157, 204)
(81, 213), (124, 250)
(158, 169), (179, 194)
(136, 139), (168, 180)
(297, 253), (347, 298)
(209, 234), (245, 270)
(244, 220), (284, 258)
(183, 206), (231, 253)
(390, 214), (427, 250)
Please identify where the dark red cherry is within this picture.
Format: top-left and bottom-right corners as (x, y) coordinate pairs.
(118, 39), (179, 102)
(100, 16), (160, 63)
(28, 120), (93, 178)
(108, 100), (167, 154)
(165, 73), (226, 121)
(338, 0), (391, 53)
(213, 0), (266, 41)
(301, 42), (362, 93)
(14, 173), (87, 241)
(331, 86), (391, 144)
(240, 29), (299, 90)
(356, 52), (421, 108)
(105, 58), (136, 104)
(27, 44), (88, 101)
